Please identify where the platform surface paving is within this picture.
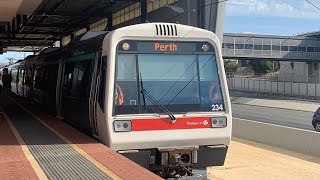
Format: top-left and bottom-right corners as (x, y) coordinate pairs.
(0, 99), (160, 180)
(5, 104), (113, 180)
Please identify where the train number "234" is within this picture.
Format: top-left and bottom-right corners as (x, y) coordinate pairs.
(211, 104), (224, 111)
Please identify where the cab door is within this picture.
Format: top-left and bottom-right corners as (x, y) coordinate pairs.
(90, 54), (108, 140)
(89, 52), (102, 138)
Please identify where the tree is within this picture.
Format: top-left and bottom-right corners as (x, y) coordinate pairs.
(224, 60), (239, 72)
(248, 60), (274, 74)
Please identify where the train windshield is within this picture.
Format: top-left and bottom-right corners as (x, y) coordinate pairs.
(114, 41), (225, 115)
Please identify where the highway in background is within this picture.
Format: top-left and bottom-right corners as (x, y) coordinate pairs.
(232, 104), (314, 131)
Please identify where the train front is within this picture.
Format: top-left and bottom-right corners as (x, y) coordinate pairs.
(101, 23), (232, 178)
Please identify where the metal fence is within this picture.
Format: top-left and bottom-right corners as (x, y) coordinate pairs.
(275, 74), (320, 83)
(226, 72), (320, 83)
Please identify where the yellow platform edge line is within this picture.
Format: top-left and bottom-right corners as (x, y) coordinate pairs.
(3, 112), (49, 180)
(14, 101), (122, 180)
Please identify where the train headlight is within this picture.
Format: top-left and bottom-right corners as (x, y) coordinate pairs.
(211, 117), (227, 128)
(202, 44), (209, 52)
(113, 120), (132, 132)
(122, 42), (130, 50)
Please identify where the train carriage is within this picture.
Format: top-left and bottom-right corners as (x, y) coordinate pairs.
(6, 23), (232, 178)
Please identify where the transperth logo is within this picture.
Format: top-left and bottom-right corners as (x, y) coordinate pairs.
(186, 120), (209, 126)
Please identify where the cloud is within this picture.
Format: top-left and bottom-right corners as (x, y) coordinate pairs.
(226, 0), (320, 19)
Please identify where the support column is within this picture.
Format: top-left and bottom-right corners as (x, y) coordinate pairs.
(197, 0), (205, 28)
(140, 0), (147, 23)
(107, 16), (113, 31)
(15, 15), (21, 32)
(11, 18), (15, 38)
(207, 0), (227, 44)
(0, 41), (3, 54)
(279, 61), (293, 82)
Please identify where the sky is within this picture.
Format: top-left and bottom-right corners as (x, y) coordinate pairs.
(2, 0), (320, 63)
(0, 51), (32, 67)
(224, 0), (320, 35)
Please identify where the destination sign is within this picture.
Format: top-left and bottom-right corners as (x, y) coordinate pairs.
(117, 41), (214, 53)
(137, 41), (195, 52)
(154, 43), (177, 52)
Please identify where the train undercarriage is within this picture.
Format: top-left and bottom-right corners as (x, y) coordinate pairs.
(120, 145), (228, 179)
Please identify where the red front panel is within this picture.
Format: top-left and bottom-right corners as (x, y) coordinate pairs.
(131, 117), (211, 131)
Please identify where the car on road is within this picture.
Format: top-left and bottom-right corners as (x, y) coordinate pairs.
(312, 107), (320, 132)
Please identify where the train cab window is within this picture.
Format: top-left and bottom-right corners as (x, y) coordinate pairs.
(198, 55), (224, 111)
(114, 54), (139, 114)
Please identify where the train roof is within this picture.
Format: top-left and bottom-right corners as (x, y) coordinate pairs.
(20, 31), (109, 66)
(39, 47), (60, 54)
(61, 31), (109, 54)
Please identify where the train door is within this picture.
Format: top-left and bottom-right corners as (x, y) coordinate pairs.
(89, 52), (103, 138)
(61, 54), (95, 134)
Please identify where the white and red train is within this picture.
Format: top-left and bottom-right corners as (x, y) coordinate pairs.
(3, 23), (232, 178)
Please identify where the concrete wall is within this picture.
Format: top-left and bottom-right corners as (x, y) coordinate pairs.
(293, 62), (309, 82)
(229, 78), (320, 97)
(279, 61), (320, 83)
(278, 61), (293, 81)
(232, 118), (320, 157)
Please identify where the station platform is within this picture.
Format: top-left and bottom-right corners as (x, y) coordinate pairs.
(0, 97), (160, 180)
(208, 138), (320, 180)
(2, 95), (320, 180)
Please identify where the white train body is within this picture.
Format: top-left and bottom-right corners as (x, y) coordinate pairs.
(6, 23), (231, 177)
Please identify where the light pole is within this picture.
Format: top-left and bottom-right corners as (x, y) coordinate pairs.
(187, 0), (190, 25)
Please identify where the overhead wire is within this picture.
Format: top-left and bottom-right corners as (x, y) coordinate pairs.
(157, 0), (227, 103)
(305, 0), (320, 11)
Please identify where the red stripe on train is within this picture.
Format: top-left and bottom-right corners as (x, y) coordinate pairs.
(131, 117), (211, 131)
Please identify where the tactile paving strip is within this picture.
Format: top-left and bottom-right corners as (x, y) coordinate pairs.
(5, 104), (113, 180)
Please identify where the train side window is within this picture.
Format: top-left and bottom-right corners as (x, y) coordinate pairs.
(45, 64), (58, 91)
(34, 67), (46, 90)
(98, 56), (107, 111)
(25, 68), (33, 87)
(63, 63), (76, 96)
(20, 69), (24, 85)
(11, 69), (18, 83)
(17, 69), (20, 83)
(64, 60), (91, 99)
(74, 60), (91, 98)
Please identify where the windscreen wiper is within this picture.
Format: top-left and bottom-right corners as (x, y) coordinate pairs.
(140, 74), (176, 123)
(140, 73), (147, 111)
